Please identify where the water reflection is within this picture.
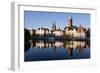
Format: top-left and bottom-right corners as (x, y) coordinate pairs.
(25, 40), (89, 50)
(24, 40), (90, 61)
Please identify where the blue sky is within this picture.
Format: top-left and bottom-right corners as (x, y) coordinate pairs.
(24, 11), (90, 30)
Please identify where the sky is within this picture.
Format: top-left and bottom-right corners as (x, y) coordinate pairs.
(24, 11), (90, 30)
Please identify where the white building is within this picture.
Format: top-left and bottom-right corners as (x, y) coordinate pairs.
(65, 28), (77, 37)
(36, 28), (49, 35)
(52, 29), (64, 36)
(65, 25), (86, 38)
(29, 29), (36, 36)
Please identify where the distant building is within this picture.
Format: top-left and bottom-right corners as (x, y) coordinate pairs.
(65, 28), (77, 37)
(29, 29), (36, 36)
(52, 29), (64, 36)
(64, 15), (86, 38)
(52, 20), (56, 31)
(68, 15), (73, 27)
(76, 24), (86, 38)
(65, 15), (77, 37)
(28, 15), (88, 38)
(36, 27), (49, 35)
(51, 20), (64, 36)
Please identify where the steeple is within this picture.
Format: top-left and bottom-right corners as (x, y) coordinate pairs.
(68, 15), (72, 20)
(52, 20), (56, 31)
(68, 15), (73, 27)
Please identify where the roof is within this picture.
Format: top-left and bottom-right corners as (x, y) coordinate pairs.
(38, 27), (49, 30)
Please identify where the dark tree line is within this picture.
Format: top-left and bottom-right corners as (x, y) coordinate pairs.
(24, 28), (31, 42)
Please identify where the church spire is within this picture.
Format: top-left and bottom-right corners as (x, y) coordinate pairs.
(52, 20), (56, 31)
(68, 15), (73, 27)
(68, 15), (72, 20)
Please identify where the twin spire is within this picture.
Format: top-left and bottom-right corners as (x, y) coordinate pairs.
(52, 15), (73, 30)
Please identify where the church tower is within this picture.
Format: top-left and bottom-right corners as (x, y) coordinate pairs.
(52, 20), (56, 31)
(68, 15), (73, 27)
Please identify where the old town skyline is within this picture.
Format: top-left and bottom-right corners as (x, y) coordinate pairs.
(24, 11), (90, 30)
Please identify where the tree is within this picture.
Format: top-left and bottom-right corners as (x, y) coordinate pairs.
(24, 28), (31, 41)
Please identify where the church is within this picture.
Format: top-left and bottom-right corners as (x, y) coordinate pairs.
(64, 15), (86, 38)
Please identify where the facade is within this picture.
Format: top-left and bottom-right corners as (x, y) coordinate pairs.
(29, 29), (36, 36)
(65, 16), (86, 38)
(52, 29), (64, 36)
(76, 24), (86, 38)
(36, 27), (49, 35)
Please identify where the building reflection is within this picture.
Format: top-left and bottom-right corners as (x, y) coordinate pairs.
(25, 40), (90, 58)
(32, 40), (64, 49)
(64, 41), (87, 57)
